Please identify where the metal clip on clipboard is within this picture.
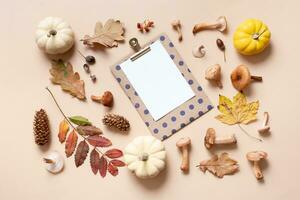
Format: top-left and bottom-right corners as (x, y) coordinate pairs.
(129, 38), (151, 61)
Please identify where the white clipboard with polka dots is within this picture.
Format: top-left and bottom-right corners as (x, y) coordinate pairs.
(111, 34), (213, 140)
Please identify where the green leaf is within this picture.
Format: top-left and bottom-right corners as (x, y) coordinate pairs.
(69, 116), (92, 126)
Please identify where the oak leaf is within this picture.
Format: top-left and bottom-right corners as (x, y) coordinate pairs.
(87, 135), (112, 147)
(99, 155), (108, 177)
(58, 119), (69, 143)
(75, 140), (89, 167)
(90, 149), (100, 175)
(198, 152), (239, 178)
(50, 60), (86, 100)
(105, 149), (123, 159)
(81, 19), (125, 48)
(77, 125), (102, 136)
(65, 130), (78, 157)
(216, 92), (259, 125)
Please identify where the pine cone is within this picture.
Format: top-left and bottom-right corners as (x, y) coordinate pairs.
(33, 109), (50, 145)
(102, 113), (130, 132)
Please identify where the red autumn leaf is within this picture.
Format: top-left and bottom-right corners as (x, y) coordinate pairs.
(110, 159), (126, 167)
(58, 119), (69, 143)
(75, 140), (89, 167)
(105, 148), (123, 159)
(65, 130), (78, 157)
(99, 156), (108, 178)
(87, 135), (112, 147)
(108, 162), (119, 176)
(90, 149), (100, 175)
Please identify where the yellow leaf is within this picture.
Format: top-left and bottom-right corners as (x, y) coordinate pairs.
(216, 92), (259, 125)
(58, 119), (69, 143)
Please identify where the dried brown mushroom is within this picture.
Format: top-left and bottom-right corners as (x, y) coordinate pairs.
(205, 64), (222, 88)
(171, 20), (183, 41)
(258, 112), (270, 134)
(91, 91), (114, 107)
(204, 128), (236, 149)
(193, 16), (227, 34)
(231, 65), (262, 91)
(246, 151), (268, 180)
(176, 137), (191, 172)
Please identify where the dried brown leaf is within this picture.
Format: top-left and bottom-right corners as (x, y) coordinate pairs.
(65, 130), (78, 157)
(108, 162), (118, 176)
(105, 148), (123, 159)
(87, 135), (112, 147)
(81, 19), (125, 48)
(50, 60), (86, 100)
(77, 125), (102, 136)
(58, 119), (69, 143)
(75, 140), (89, 167)
(198, 152), (239, 178)
(110, 159), (126, 167)
(99, 156), (108, 177)
(90, 149), (100, 175)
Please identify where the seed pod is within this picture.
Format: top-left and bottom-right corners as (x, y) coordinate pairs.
(216, 39), (226, 62)
(85, 55), (95, 64)
(83, 64), (90, 73)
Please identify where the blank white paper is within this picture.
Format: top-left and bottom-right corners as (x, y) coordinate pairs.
(121, 40), (195, 121)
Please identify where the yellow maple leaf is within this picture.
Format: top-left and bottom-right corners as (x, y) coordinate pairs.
(216, 92), (259, 125)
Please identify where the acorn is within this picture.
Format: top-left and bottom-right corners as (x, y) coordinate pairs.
(230, 65), (262, 91)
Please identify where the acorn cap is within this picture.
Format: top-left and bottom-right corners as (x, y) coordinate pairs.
(246, 151), (268, 162)
(230, 65), (251, 91)
(204, 128), (216, 149)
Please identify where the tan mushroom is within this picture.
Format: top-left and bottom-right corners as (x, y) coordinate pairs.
(258, 112), (270, 134)
(91, 91), (114, 107)
(204, 128), (236, 149)
(246, 151), (268, 180)
(205, 64), (222, 88)
(231, 65), (263, 91)
(193, 16), (227, 34)
(43, 151), (64, 174)
(176, 137), (191, 172)
(192, 45), (206, 58)
(171, 20), (183, 41)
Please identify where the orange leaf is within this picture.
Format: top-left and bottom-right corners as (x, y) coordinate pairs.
(65, 130), (78, 157)
(58, 119), (69, 143)
(87, 135), (112, 147)
(75, 140), (89, 167)
(105, 148), (123, 159)
(99, 156), (108, 178)
(110, 159), (126, 167)
(108, 162), (118, 176)
(90, 149), (100, 175)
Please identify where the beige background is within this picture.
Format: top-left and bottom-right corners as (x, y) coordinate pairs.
(0, 0), (299, 199)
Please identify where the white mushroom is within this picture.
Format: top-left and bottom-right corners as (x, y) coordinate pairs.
(258, 112), (270, 134)
(192, 45), (206, 58)
(205, 64), (222, 88)
(204, 128), (236, 149)
(171, 20), (183, 41)
(43, 151), (64, 174)
(246, 151), (268, 180)
(176, 137), (191, 172)
(193, 16), (227, 34)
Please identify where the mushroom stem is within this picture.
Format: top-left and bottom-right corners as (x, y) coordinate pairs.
(258, 112), (270, 134)
(262, 112), (269, 126)
(180, 147), (189, 171)
(253, 161), (263, 179)
(91, 95), (102, 103)
(251, 75), (263, 82)
(214, 134), (236, 144)
(193, 23), (219, 33)
(176, 27), (183, 41)
(43, 158), (54, 164)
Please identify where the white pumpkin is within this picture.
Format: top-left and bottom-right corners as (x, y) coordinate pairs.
(35, 17), (75, 54)
(124, 136), (166, 179)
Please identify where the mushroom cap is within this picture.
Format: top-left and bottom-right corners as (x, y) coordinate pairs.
(230, 65), (251, 91)
(44, 151), (64, 174)
(205, 64), (221, 81)
(216, 16), (227, 32)
(246, 151), (268, 162)
(176, 137), (191, 148)
(192, 45), (205, 58)
(171, 19), (181, 27)
(204, 128), (216, 149)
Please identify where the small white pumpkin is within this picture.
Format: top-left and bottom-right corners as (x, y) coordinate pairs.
(35, 17), (75, 54)
(124, 136), (166, 179)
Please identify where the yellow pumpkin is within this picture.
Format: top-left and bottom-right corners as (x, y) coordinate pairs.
(233, 19), (271, 55)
